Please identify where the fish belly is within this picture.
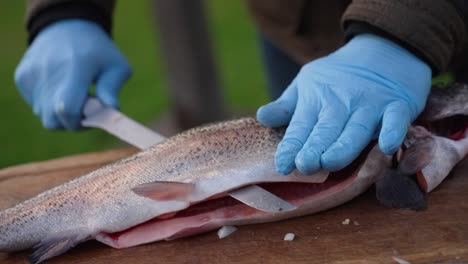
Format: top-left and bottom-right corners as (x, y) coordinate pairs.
(96, 146), (386, 249)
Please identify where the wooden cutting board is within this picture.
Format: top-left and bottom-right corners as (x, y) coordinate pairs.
(1, 148), (467, 264)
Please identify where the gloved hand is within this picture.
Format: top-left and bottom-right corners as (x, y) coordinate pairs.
(257, 34), (432, 175)
(15, 19), (132, 130)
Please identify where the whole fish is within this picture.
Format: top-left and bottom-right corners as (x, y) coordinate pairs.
(0, 119), (388, 263)
(1, 83), (467, 263)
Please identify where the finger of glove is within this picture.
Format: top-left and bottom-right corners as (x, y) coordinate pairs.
(54, 68), (93, 130)
(16, 51), (67, 128)
(41, 97), (64, 129)
(321, 107), (380, 171)
(295, 104), (348, 175)
(14, 52), (36, 106)
(95, 65), (132, 109)
(256, 79), (297, 127)
(379, 101), (411, 155)
(274, 89), (319, 175)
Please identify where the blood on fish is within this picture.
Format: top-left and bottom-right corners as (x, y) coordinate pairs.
(449, 128), (467, 141)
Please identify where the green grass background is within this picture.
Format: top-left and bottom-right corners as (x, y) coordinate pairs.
(0, 1), (268, 168)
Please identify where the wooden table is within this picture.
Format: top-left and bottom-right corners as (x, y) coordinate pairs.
(1, 148), (467, 264)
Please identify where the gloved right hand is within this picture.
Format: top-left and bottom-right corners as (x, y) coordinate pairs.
(256, 34), (431, 175)
(15, 19), (132, 130)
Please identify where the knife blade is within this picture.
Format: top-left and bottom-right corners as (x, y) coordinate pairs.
(228, 185), (296, 212)
(81, 97), (296, 212)
(82, 97), (165, 149)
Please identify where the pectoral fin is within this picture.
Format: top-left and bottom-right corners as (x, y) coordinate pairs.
(30, 230), (89, 264)
(375, 168), (426, 211)
(132, 181), (195, 201)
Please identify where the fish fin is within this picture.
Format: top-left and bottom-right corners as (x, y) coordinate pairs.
(132, 181), (195, 201)
(30, 231), (89, 264)
(375, 169), (426, 211)
(398, 137), (434, 175)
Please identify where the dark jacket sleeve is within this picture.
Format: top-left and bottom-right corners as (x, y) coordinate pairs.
(449, 0), (468, 30)
(341, 0), (467, 74)
(26, 0), (116, 43)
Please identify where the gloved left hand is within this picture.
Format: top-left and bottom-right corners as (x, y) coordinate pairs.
(257, 34), (432, 175)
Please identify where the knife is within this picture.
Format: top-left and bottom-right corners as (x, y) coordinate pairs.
(81, 98), (165, 149)
(81, 97), (296, 212)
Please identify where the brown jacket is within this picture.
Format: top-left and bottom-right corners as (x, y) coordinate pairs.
(246, 0), (466, 73)
(25, 0), (467, 74)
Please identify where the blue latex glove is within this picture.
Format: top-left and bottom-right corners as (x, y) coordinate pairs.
(257, 34), (432, 175)
(15, 19), (132, 130)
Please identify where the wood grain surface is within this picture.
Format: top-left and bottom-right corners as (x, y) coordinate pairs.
(0, 148), (467, 264)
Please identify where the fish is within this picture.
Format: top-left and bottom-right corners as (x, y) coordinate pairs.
(0, 119), (390, 263)
(1, 83), (468, 263)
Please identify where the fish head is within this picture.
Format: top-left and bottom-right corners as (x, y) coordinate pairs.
(398, 83), (468, 193)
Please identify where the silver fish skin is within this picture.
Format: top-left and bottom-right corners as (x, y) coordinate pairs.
(0, 118), (332, 255)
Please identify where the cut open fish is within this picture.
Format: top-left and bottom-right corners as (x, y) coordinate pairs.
(2, 83), (468, 263)
(0, 118), (389, 263)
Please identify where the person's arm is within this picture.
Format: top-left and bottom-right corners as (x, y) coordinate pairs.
(26, 0), (116, 42)
(257, 0), (467, 175)
(15, 0), (131, 130)
(342, 0), (467, 74)
(450, 0), (468, 27)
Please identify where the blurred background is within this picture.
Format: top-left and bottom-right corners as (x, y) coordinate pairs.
(0, 1), (268, 168)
